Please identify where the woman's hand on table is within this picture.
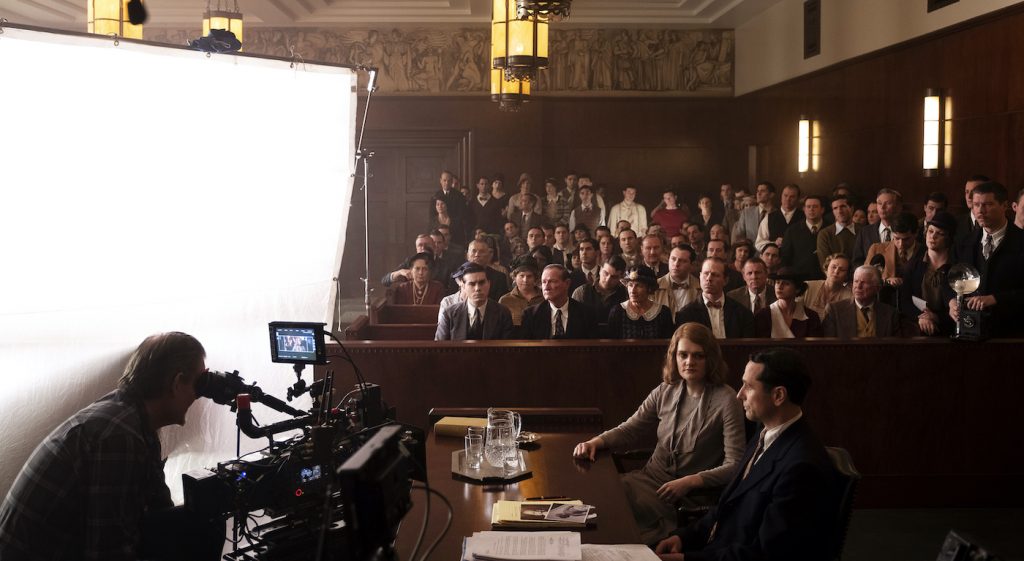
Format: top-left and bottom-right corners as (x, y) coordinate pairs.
(572, 438), (604, 461)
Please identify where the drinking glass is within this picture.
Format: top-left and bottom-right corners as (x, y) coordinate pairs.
(464, 433), (484, 469)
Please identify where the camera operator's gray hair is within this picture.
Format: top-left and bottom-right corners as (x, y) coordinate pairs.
(118, 332), (205, 400)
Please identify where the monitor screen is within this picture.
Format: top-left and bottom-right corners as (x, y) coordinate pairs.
(269, 322), (327, 365)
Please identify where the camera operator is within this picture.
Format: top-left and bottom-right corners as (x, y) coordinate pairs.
(0, 332), (223, 561)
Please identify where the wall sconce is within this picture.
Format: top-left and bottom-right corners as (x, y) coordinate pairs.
(923, 88), (952, 177)
(798, 117), (819, 174)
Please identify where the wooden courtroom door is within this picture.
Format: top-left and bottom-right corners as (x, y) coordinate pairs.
(338, 129), (472, 299)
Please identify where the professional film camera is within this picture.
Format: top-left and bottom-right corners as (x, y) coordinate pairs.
(184, 322), (425, 561)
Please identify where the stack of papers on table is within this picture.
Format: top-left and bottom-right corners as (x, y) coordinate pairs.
(463, 531), (582, 561)
(491, 500), (597, 528)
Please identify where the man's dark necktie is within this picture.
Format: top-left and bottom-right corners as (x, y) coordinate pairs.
(882, 228), (891, 243)
(587, 271), (595, 285)
(860, 306), (871, 323)
(469, 309), (482, 339)
(711, 432), (767, 545)
(554, 309), (565, 337)
(753, 293), (764, 314)
(742, 432), (767, 480)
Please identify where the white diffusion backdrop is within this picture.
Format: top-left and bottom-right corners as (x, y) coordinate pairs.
(0, 27), (357, 501)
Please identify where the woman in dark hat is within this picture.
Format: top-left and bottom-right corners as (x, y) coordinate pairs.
(388, 252), (445, 306)
(754, 267), (823, 338)
(607, 265), (675, 339)
(900, 210), (957, 336)
(498, 255), (544, 331)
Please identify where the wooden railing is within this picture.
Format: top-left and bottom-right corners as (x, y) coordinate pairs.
(315, 337), (1024, 509)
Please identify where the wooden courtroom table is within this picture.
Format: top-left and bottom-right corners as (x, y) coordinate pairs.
(317, 338), (1024, 508)
(395, 413), (642, 561)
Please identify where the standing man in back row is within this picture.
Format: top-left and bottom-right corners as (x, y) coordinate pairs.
(949, 181), (1024, 337)
(655, 347), (837, 561)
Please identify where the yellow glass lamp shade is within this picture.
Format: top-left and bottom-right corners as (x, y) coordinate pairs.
(87, 0), (143, 39)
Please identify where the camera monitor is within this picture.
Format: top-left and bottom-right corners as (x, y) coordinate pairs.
(268, 321), (328, 365)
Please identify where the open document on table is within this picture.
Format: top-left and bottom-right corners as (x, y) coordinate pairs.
(463, 531), (582, 561)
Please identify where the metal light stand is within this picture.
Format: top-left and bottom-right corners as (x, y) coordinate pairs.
(339, 67), (379, 323)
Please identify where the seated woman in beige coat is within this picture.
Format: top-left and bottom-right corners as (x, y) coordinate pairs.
(572, 322), (745, 544)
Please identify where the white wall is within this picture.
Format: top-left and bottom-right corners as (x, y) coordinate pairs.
(735, 0), (1024, 95)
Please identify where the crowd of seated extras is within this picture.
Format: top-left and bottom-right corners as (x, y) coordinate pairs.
(381, 169), (1024, 340)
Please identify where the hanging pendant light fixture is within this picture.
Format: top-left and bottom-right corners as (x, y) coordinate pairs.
(492, 0), (548, 82)
(516, 0), (572, 20)
(87, 0), (144, 39)
(491, 63), (530, 112)
(203, 0), (244, 46)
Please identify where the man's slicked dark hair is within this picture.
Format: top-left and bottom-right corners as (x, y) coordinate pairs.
(606, 255), (628, 273)
(119, 332), (205, 400)
(748, 347), (812, 405)
(971, 181), (1009, 203)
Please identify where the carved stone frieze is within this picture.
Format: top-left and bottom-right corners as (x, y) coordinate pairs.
(145, 26), (733, 96)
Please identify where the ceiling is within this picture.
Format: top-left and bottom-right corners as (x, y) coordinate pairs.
(0, 0), (786, 30)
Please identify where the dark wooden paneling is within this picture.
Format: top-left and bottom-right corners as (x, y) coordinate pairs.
(339, 129), (469, 297)
(364, 96), (744, 209)
(739, 3), (1024, 208)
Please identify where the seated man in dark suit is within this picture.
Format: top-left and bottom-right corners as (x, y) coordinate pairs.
(521, 264), (599, 339)
(435, 263), (513, 341)
(572, 255), (628, 337)
(675, 257), (755, 338)
(822, 265), (901, 338)
(727, 257), (776, 316)
(949, 181), (1024, 337)
(655, 347), (837, 561)
(705, 239), (744, 292)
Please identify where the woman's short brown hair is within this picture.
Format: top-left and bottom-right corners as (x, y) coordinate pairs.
(661, 322), (728, 386)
